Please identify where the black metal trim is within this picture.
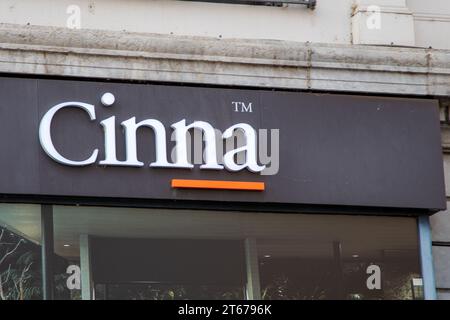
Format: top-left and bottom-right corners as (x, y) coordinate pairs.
(0, 72), (440, 100)
(432, 241), (450, 247)
(0, 194), (433, 217)
(41, 205), (54, 300)
(179, 0), (316, 9)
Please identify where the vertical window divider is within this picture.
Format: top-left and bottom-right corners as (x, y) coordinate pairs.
(41, 204), (54, 300)
(80, 234), (93, 300)
(244, 238), (262, 300)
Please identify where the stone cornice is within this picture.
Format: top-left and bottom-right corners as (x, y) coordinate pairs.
(0, 23), (450, 96)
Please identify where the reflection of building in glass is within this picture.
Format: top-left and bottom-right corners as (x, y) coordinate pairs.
(0, 227), (42, 300)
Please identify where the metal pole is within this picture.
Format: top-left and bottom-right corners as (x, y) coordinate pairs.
(418, 216), (437, 300)
(41, 204), (54, 300)
(245, 238), (262, 300)
(80, 234), (93, 300)
(333, 241), (345, 299)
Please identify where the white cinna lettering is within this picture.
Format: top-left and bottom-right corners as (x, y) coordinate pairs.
(171, 119), (223, 170)
(38, 94), (268, 173)
(222, 123), (265, 173)
(39, 102), (99, 166)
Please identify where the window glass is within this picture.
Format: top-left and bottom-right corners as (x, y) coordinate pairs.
(52, 206), (422, 300)
(0, 204), (42, 300)
(256, 215), (422, 300)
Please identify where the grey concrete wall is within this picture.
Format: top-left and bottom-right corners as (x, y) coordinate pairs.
(437, 290), (450, 300)
(431, 125), (450, 299)
(433, 246), (450, 287)
(432, 244), (450, 299)
(431, 207), (450, 243)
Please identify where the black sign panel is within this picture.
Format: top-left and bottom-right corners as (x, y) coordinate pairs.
(0, 77), (445, 210)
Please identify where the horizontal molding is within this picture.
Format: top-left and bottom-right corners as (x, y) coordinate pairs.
(353, 5), (412, 16)
(0, 23), (450, 96)
(414, 13), (450, 23)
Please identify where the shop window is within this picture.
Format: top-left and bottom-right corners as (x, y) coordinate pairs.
(51, 206), (422, 300)
(0, 204), (42, 300)
(256, 216), (422, 300)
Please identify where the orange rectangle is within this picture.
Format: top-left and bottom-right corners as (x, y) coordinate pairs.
(171, 179), (265, 191)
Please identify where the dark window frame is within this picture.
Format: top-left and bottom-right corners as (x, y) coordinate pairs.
(178, 0), (316, 9)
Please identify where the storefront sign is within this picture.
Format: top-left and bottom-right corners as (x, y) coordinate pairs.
(0, 77), (445, 211)
(38, 93), (267, 173)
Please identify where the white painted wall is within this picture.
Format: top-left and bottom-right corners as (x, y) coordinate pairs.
(408, 0), (450, 49)
(0, 0), (353, 43)
(0, 0), (450, 48)
(352, 0), (416, 46)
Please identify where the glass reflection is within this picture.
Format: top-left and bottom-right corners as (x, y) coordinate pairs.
(0, 204), (42, 300)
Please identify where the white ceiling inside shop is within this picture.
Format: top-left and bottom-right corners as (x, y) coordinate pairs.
(0, 204), (419, 261)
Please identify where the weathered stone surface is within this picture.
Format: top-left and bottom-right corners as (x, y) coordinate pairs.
(431, 204), (450, 242)
(433, 246), (450, 289)
(0, 23), (450, 96)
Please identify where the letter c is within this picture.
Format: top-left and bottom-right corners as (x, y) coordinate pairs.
(39, 102), (98, 166)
